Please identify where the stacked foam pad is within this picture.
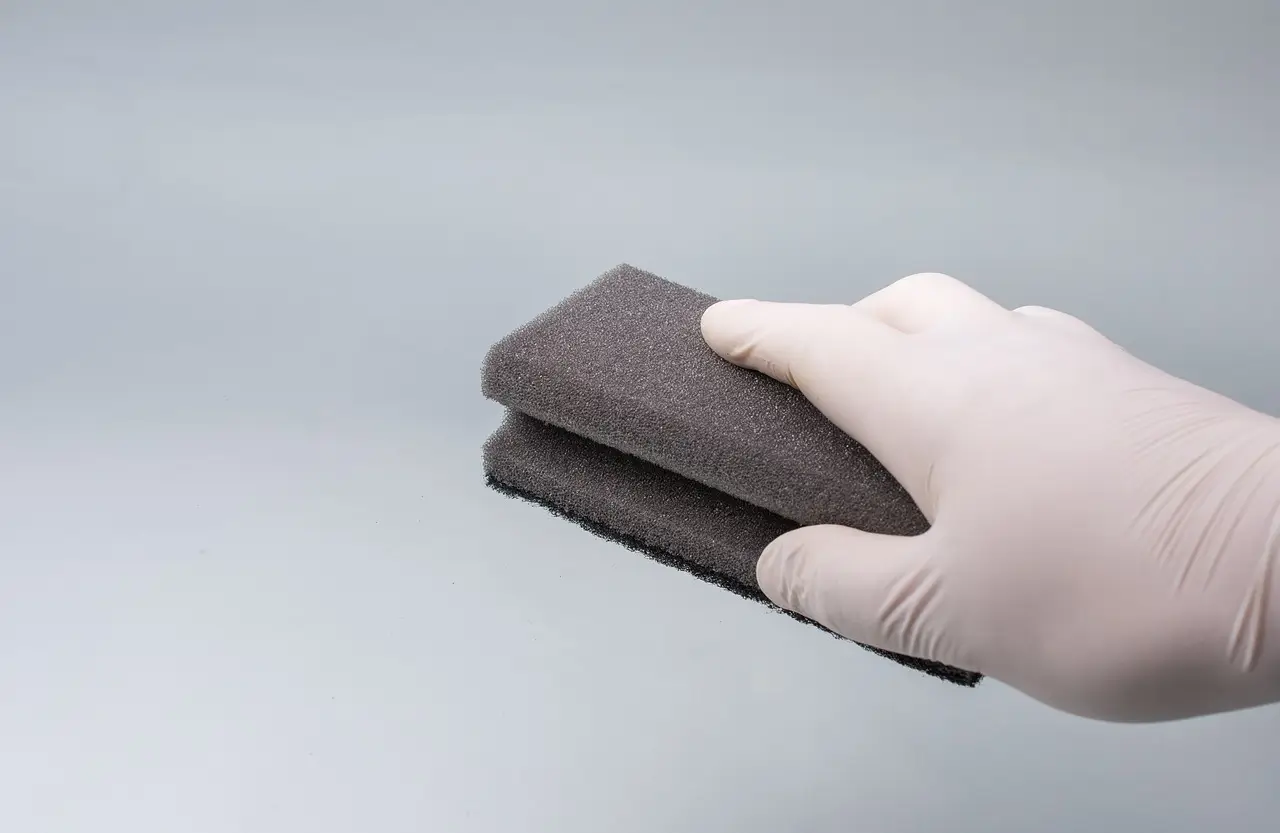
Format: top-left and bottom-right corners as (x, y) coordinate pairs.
(482, 264), (981, 687)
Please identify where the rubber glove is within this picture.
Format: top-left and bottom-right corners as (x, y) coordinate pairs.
(700, 273), (1280, 722)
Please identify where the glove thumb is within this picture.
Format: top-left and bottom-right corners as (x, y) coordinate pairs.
(758, 524), (959, 666)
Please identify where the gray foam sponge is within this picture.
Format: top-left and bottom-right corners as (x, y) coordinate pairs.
(483, 264), (925, 533)
(482, 264), (981, 687)
(484, 409), (795, 591)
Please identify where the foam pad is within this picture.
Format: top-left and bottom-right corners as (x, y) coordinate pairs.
(484, 409), (796, 592)
(482, 264), (981, 687)
(482, 264), (925, 533)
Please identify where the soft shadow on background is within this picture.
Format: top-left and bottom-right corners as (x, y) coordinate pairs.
(2, 2), (1279, 831)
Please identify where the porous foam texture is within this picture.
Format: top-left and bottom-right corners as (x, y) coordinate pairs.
(482, 263), (981, 687)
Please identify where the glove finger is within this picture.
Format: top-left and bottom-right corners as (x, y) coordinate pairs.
(757, 524), (963, 667)
(1013, 304), (1117, 345)
(699, 300), (901, 389)
(852, 273), (1008, 334)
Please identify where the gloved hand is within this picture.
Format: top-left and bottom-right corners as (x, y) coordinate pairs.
(700, 273), (1280, 722)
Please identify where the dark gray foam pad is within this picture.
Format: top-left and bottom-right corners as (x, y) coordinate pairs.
(485, 409), (794, 590)
(481, 263), (981, 686)
(484, 410), (982, 686)
(482, 263), (926, 534)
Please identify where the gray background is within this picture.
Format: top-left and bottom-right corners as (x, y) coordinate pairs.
(2, 1), (1279, 831)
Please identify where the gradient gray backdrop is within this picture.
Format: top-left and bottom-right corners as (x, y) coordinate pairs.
(3, 2), (1279, 831)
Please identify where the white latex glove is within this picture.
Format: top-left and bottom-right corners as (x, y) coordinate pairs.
(701, 273), (1280, 722)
